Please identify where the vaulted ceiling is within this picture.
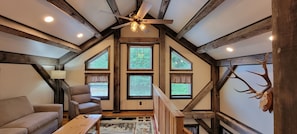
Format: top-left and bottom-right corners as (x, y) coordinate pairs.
(0, 0), (272, 65)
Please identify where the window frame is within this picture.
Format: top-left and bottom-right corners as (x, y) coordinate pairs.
(170, 73), (193, 99)
(85, 47), (110, 71)
(170, 47), (193, 71)
(85, 73), (110, 100)
(127, 45), (154, 71)
(127, 73), (153, 99)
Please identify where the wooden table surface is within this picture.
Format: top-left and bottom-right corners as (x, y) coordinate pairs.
(53, 114), (102, 134)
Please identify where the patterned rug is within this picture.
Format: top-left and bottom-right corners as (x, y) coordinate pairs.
(88, 116), (154, 134)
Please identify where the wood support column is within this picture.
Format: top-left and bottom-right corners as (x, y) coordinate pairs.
(159, 28), (166, 92)
(113, 30), (121, 113)
(272, 0), (297, 133)
(211, 64), (219, 134)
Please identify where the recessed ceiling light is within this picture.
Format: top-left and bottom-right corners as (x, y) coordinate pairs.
(77, 33), (83, 38)
(269, 35), (273, 41)
(44, 16), (54, 23)
(226, 47), (234, 52)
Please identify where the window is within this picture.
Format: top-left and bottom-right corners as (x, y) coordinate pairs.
(170, 48), (193, 99)
(127, 45), (154, 99)
(171, 49), (192, 70)
(85, 74), (109, 99)
(85, 48), (109, 70)
(128, 46), (153, 70)
(85, 47), (110, 100)
(128, 74), (153, 99)
(170, 74), (192, 99)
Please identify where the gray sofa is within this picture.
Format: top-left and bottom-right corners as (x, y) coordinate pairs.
(0, 96), (63, 134)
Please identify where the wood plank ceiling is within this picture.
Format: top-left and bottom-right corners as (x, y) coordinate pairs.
(0, 0), (272, 65)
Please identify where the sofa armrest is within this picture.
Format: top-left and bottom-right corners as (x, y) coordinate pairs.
(91, 97), (102, 113)
(91, 97), (101, 104)
(33, 104), (63, 127)
(69, 100), (80, 119)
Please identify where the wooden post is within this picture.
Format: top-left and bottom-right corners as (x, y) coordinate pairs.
(113, 30), (121, 113)
(159, 28), (166, 92)
(211, 64), (219, 134)
(272, 0), (297, 133)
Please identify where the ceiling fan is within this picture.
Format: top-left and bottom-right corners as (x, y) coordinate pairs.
(109, 1), (173, 32)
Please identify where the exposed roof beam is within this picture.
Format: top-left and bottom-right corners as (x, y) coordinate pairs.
(106, 0), (123, 23)
(47, 0), (101, 38)
(119, 37), (160, 44)
(152, 22), (216, 66)
(217, 65), (237, 90)
(217, 52), (272, 66)
(176, 0), (224, 39)
(217, 112), (261, 134)
(183, 81), (213, 112)
(0, 15), (81, 53)
(59, 23), (116, 65)
(32, 64), (56, 90)
(136, 0), (143, 10)
(197, 16), (272, 53)
(0, 51), (58, 65)
(158, 0), (171, 19)
(195, 119), (213, 133)
(183, 111), (215, 119)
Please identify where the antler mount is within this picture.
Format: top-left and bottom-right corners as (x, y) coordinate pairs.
(229, 54), (273, 113)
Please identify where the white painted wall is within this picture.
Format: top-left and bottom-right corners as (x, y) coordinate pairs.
(0, 63), (54, 104)
(165, 36), (211, 110)
(120, 25), (159, 110)
(65, 35), (114, 110)
(220, 65), (273, 134)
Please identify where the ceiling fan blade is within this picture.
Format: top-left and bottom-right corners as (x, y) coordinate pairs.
(141, 19), (173, 24)
(100, 10), (133, 21)
(111, 22), (132, 29)
(136, 1), (152, 19)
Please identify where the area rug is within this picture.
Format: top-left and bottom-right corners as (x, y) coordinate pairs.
(96, 116), (154, 134)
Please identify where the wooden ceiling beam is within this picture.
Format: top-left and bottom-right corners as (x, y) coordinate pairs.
(0, 51), (58, 65)
(217, 65), (237, 90)
(177, 0), (224, 39)
(195, 119), (213, 133)
(158, 0), (171, 19)
(197, 16), (272, 53)
(183, 81), (213, 112)
(217, 112), (261, 134)
(119, 37), (160, 44)
(136, 0), (143, 10)
(217, 52), (272, 66)
(0, 15), (81, 53)
(183, 111), (215, 119)
(32, 64), (56, 90)
(106, 0), (123, 23)
(47, 0), (101, 38)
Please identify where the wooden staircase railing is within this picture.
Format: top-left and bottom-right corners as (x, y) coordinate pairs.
(153, 84), (192, 134)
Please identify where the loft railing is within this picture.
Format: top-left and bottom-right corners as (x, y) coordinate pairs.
(153, 84), (192, 134)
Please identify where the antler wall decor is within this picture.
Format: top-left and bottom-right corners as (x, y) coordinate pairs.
(229, 54), (273, 113)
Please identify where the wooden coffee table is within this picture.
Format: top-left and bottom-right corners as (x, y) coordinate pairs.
(53, 114), (102, 134)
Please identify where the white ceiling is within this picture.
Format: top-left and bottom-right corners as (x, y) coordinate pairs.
(0, 0), (272, 60)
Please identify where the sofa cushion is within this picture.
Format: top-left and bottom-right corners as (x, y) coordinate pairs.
(78, 102), (101, 113)
(0, 128), (27, 134)
(0, 96), (34, 127)
(72, 94), (91, 104)
(70, 85), (91, 103)
(2, 112), (58, 133)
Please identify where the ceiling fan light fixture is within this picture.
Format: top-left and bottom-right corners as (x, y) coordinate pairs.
(130, 21), (138, 32)
(139, 23), (146, 31)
